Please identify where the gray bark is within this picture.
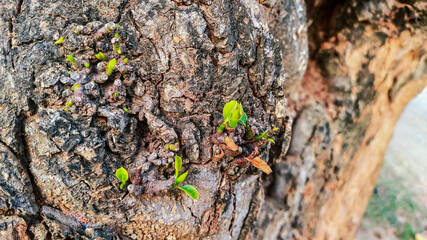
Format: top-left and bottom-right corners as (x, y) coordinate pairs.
(2, 0), (425, 239)
(0, 0), (302, 239)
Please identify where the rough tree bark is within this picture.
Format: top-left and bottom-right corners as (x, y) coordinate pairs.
(0, 0), (426, 240)
(0, 0), (293, 239)
(257, 0), (427, 239)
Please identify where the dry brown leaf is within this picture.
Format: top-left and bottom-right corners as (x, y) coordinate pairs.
(223, 137), (239, 151)
(213, 147), (224, 161)
(251, 157), (272, 174)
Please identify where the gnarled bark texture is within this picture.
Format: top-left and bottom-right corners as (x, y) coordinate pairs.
(0, 0), (426, 239)
(258, 0), (427, 239)
(0, 0), (293, 239)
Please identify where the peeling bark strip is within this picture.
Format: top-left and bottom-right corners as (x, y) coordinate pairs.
(0, 0), (291, 239)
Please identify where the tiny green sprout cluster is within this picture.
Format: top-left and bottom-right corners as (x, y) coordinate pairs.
(95, 52), (108, 61)
(115, 167), (129, 190)
(172, 155), (199, 200)
(166, 142), (179, 151)
(65, 55), (79, 69)
(112, 33), (122, 54)
(213, 100), (278, 175)
(255, 128), (278, 144)
(218, 100), (247, 133)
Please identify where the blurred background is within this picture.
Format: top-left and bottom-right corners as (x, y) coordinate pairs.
(357, 87), (427, 239)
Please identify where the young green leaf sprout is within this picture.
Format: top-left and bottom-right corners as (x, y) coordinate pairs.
(71, 83), (80, 92)
(106, 59), (117, 76)
(65, 55), (75, 63)
(112, 33), (122, 54)
(55, 37), (64, 44)
(65, 99), (73, 107)
(166, 142), (179, 151)
(115, 167), (129, 190)
(95, 52), (108, 61)
(123, 106), (130, 113)
(84, 62), (90, 68)
(65, 55), (79, 69)
(172, 155), (199, 200)
(218, 100), (247, 133)
(255, 127), (279, 144)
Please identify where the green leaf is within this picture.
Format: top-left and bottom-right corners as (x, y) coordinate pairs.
(228, 109), (240, 128)
(65, 55), (75, 63)
(255, 130), (269, 141)
(106, 59), (117, 76)
(120, 182), (127, 190)
(228, 119), (238, 128)
(175, 155), (182, 179)
(124, 58), (129, 64)
(123, 106), (130, 113)
(84, 62), (90, 68)
(95, 52), (107, 61)
(176, 171), (188, 185)
(268, 138), (275, 144)
(223, 101), (238, 120)
(65, 99), (73, 107)
(115, 167), (128, 182)
(239, 113), (247, 124)
(55, 37), (64, 45)
(179, 185), (199, 200)
(71, 83), (80, 92)
(238, 103), (244, 117)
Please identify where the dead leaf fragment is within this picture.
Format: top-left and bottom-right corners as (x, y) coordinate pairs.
(250, 157), (272, 174)
(213, 147), (224, 161)
(223, 137), (238, 151)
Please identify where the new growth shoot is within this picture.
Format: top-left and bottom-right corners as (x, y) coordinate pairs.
(172, 155), (198, 200)
(218, 100), (247, 133)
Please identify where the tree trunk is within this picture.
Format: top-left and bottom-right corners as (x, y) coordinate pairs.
(257, 0), (427, 239)
(0, 0), (426, 240)
(0, 0), (291, 239)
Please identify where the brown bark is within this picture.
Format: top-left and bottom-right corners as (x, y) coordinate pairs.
(1, 0), (426, 239)
(0, 0), (291, 239)
(258, 0), (427, 239)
